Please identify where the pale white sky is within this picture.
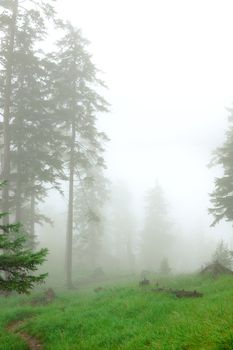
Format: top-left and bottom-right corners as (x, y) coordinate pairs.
(56, 0), (233, 243)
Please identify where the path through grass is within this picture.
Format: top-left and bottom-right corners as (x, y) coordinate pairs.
(1, 275), (233, 349)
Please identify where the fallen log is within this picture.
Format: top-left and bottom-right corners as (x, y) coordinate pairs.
(173, 289), (203, 298)
(151, 287), (167, 292)
(151, 287), (203, 298)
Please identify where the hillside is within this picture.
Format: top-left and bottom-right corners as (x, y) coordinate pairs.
(1, 275), (233, 350)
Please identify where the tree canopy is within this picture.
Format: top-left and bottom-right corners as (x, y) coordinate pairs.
(0, 212), (48, 294)
(209, 108), (233, 226)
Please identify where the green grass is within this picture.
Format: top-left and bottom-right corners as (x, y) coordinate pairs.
(1, 274), (233, 349)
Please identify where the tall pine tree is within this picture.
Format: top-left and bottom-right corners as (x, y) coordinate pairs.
(106, 183), (136, 272)
(209, 108), (233, 226)
(73, 167), (109, 270)
(141, 183), (173, 270)
(0, 0), (65, 244)
(51, 22), (109, 288)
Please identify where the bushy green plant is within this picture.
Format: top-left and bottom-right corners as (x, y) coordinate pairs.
(0, 212), (48, 294)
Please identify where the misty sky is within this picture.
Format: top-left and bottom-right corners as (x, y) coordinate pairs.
(56, 0), (233, 244)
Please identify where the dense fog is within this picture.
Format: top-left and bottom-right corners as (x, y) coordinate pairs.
(2, 0), (233, 289)
(3, 3), (233, 350)
(36, 0), (233, 281)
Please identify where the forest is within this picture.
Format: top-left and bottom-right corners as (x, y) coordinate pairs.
(1, 0), (233, 349)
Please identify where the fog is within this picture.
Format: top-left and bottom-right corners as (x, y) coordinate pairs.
(55, 0), (232, 225)
(3, 0), (233, 287)
(38, 0), (233, 278)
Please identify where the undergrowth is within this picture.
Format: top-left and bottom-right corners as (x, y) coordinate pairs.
(1, 274), (233, 349)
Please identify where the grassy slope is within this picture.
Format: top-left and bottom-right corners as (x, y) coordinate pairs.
(1, 275), (233, 350)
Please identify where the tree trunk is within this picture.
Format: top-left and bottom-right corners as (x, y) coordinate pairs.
(65, 115), (75, 289)
(15, 176), (21, 223)
(30, 187), (35, 249)
(126, 233), (135, 272)
(15, 140), (22, 223)
(2, 0), (18, 224)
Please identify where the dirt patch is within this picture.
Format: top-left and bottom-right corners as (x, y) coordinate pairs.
(7, 320), (43, 350)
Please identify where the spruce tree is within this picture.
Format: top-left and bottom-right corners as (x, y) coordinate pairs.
(0, 185), (48, 294)
(0, 0), (18, 225)
(0, 0), (65, 243)
(106, 183), (136, 271)
(74, 167), (109, 270)
(209, 108), (233, 226)
(159, 257), (171, 275)
(9, 9), (65, 241)
(51, 22), (109, 288)
(0, 224), (48, 293)
(141, 183), (173, 270)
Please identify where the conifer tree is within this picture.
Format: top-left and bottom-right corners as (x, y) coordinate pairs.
(0, 0), (18, 225)
(209, 108), (233, 226)
(9, 9), (65, 241)
(0, 184), (48, 294)
(0, 0), (65, 243)
(51, 22), (109, 288)
(106, 183), (136, 271)
(159, 257), (171, 275)
(0, 222), (48, 293)
(141, 183), (173, 270)
(74, 167), (109, 270)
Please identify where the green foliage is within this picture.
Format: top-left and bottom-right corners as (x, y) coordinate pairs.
(0, 212), (48, 294)
(51, 21), (109, 284)
(209, 108), (233, 226)
(0, 0), (110, 292)
(51, 21), (109, 170)
(0, 0), (65, 240)
(74, 169), (109, 269)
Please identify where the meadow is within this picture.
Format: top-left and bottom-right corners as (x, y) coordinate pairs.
(1, 274), (233, 350)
